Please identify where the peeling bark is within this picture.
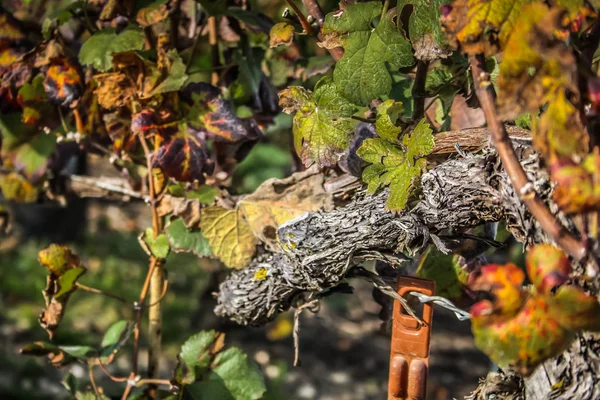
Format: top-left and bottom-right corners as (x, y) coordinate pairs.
(215, 141), (565, 325)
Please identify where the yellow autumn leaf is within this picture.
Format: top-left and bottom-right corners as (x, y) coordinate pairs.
(238, 168), (334, 251)
(442, 0), (530, 55)
(533, 90), (588, 160)
(269, 22), (295, 48)
(0, 172), (38, 202)
(199, 206), (256, 269)
(496, 4), (587, 159)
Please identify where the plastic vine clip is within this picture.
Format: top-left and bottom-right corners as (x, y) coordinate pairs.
(388, 276), (435, 400)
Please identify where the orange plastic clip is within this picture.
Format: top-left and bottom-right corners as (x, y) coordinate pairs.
(388, 276), (435, 400)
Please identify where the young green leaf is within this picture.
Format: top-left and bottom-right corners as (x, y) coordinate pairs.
(141, 227), (171, 259)
(357, 119), (434, 211)
(375, 100), (403, 142)
(278, 76), (358, 167)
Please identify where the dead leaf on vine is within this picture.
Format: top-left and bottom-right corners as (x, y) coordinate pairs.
(44, 58), (84, 107)
(550, 155), (600, 214)
(238, 167), (334, 250)
(497, 5), (577, 119)
(269, 22), (295, 48)
(157, 195), (203, 227)
(200, 206), (256, 269)
(136, 0), (171, 27)
(440, 0), (529, 55)
(94, 73), (137, 110)
(0, 172), (38, 202)
(153, 123), (215, 182)
(38, 244), (86, 339)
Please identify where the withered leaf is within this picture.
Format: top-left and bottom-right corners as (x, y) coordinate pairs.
(238, 167), (334, 251)
(269, 22), (295, 48)
(38, 244), (86, 339)
(153, 123), (215, 182)
(441, 0), (530, 55)
(0, 171), (38, 202)
(136, 0), (171, 27)
(93, 73), (137, 110)
(44, 58), (84, 107)
(199, 206), (256, 269)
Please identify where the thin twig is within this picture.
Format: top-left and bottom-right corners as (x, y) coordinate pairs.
(186, 13), (207, 73)
(469, 54), (588, 261)
(412, 60), (430, 121)
(285, 0), (312, 34)
(301, 0), (343, 61)
(301, 0), (324, 26)
(208, 16), (220, 86)
(89, 365), (101, 400)
(293, 298), (319, 366)
(76, 283), (129, 303)
(135, 379), (172, 387)
(68, 174), (148, 201)
(121, 258), (158, 400)
(97, 359), (130, 382)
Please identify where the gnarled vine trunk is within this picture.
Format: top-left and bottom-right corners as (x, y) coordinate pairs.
(214, 137), (599, 398)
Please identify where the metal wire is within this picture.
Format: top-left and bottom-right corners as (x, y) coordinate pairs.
(407, 291), (471, 321)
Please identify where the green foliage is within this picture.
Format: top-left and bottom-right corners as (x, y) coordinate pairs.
(174, 331), (266, 399)
(166, 218), (212, 257)
(323, 3), (414, 105)
(357, 118), (434, 211)
(279, 77), (358, 167)
(141, 227), (171, 259)
(79, 27), (145, 72)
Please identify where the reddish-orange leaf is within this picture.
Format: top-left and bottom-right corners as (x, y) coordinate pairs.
(43, 58), (83, 107)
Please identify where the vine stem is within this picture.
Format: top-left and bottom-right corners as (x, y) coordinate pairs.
(301, 0), (324, 26)
(208, 16), (220, 86)
(285, 0), (312, 34)
(76, 283), (129, 303)
(469, 54), (588, 261)
(121, 133), (165, 400)
(301, 0), (344, 61)
(412, 60), (430, 121)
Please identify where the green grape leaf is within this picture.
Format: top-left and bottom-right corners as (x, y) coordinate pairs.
(357, 119), (434, 211)
(54, 267), (86, 299)
(323, 4), (414, 105)
(403, 118), (435, 162)
(399, 0), (452, 60)
(165, 218), (213, 257)
(278, 76), (358, 167)
(141, 228), (171, 259)
(100, 320), (133, 361)
(375, 100), (403, 142)
(416, 247), (468, 300)
(79, 27), (145, 72)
